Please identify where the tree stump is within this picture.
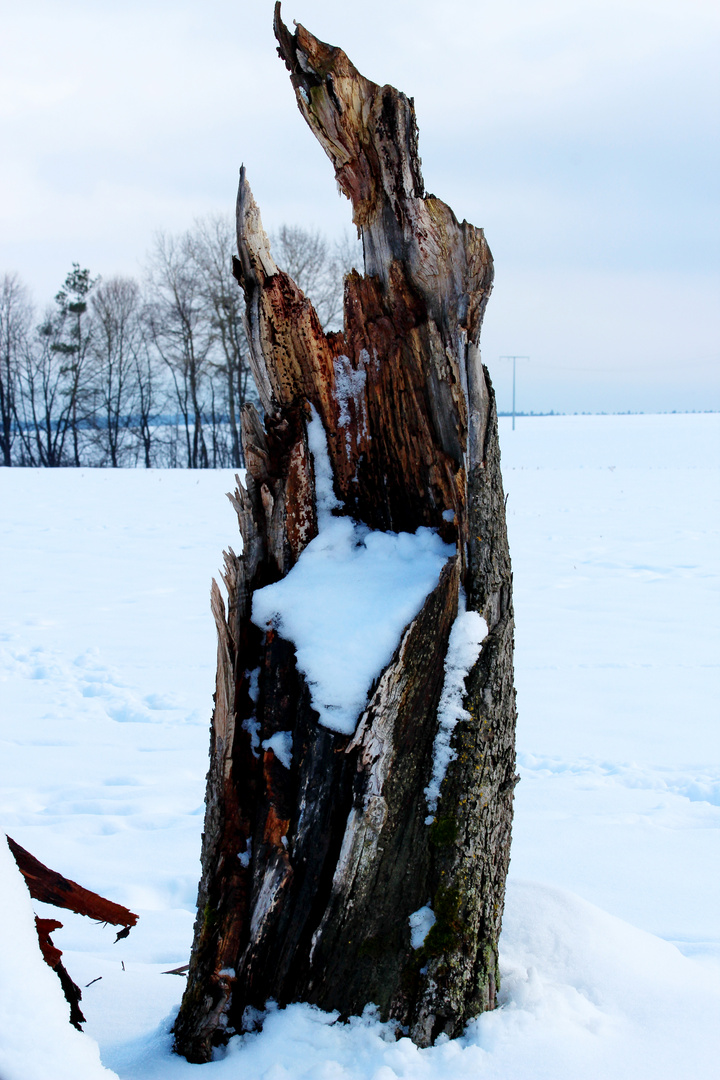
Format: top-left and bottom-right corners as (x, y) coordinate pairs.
(173, 4), (516, 1062)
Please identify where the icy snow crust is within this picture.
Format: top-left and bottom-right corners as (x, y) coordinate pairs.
(424, 593), (487, 818)
(261, 730), (293, 769)
(1, 414), (719, 1078)
(252, 409), (455, 734)
(409, 904), (436, 949)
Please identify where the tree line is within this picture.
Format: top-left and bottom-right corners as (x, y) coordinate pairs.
(0, 218), (357, 468)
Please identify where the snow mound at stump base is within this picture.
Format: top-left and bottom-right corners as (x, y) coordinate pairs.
(99, 879), (720, 1079)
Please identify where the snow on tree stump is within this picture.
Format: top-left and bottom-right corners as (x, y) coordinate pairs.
(173, 4), (517, 1062)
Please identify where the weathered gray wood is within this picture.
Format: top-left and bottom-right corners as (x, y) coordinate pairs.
(173, 5), (516, 1062)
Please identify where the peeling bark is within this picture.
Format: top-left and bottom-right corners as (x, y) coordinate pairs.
(173, 5), (516, 1063)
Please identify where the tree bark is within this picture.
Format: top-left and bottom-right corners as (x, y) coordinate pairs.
(173, 4), (516, 1062)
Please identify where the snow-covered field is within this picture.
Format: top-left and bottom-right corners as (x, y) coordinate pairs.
(1, 413), (718, 1079)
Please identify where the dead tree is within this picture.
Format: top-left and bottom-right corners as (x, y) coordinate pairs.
(174, 5), (516, 1062)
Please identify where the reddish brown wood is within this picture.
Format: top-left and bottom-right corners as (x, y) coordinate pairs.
(7, 835), (138, 932)
(35, 916), (64, 968)
(8, 834), (138, 1028)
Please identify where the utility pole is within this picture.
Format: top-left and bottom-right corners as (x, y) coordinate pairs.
(499, 355), (529, 430)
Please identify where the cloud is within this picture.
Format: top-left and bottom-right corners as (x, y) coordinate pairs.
(1, 0), (717, 410)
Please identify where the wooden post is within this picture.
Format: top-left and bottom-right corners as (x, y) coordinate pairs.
(173, 5), (517, 1062)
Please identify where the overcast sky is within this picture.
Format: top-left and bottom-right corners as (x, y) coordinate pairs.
(1, 0), (718, 413)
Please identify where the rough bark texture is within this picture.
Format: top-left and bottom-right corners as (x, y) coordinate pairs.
(173, 5), (516, 1062)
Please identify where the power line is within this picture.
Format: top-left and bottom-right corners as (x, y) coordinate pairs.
(498, 356), (529, 430)
(494, 353), (719, 375)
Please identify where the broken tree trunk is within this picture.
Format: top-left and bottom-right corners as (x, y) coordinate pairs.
(173, 4), (516, 1063)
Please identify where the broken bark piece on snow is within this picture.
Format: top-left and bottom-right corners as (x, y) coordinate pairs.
(7, 835), (138, 930)
(7, 834), (138, 1028)
(34, 915), (64, 969)
(173, 6), (515, 1063)
(34, 916), (86, 1029)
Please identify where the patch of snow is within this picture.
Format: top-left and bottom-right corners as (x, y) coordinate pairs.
(242, 715), (261, 757)
(425, 591), (487, 820)
(241, 1004), (267, 1033)
(409, 904), (436, 949)
(262, 731), (293, 769)
(334, 354), (368, 453)
(305, 404), (342, 523)
(246, 668), (260, 704)
(252, 408), (454, 734)
(237, 839), (252, 869)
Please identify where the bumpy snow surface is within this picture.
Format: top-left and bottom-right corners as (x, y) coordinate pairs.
(1, 413), (719, 1079)
(252, 409), (454, 734)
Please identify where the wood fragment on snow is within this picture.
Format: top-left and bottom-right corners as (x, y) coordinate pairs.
(7, 834), (138, 1028)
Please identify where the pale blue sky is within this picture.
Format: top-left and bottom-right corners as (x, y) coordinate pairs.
(1, 0), (718, 412)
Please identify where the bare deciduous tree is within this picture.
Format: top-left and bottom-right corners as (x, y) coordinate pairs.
(87, 277), (145, 466)
(0, 274), (32, 466)
(146, 232), (213, 469)
(270, 225), (362, 331)
(188, 215), (254, 467)
(131, 331), (164, 469)
(14, 309), (74, 467)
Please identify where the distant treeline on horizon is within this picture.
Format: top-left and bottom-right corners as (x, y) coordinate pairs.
(1, 222), (715, 471)
(0, 219), (357, 469)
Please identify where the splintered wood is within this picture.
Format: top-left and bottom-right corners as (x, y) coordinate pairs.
(173, 4), (516, 1062)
